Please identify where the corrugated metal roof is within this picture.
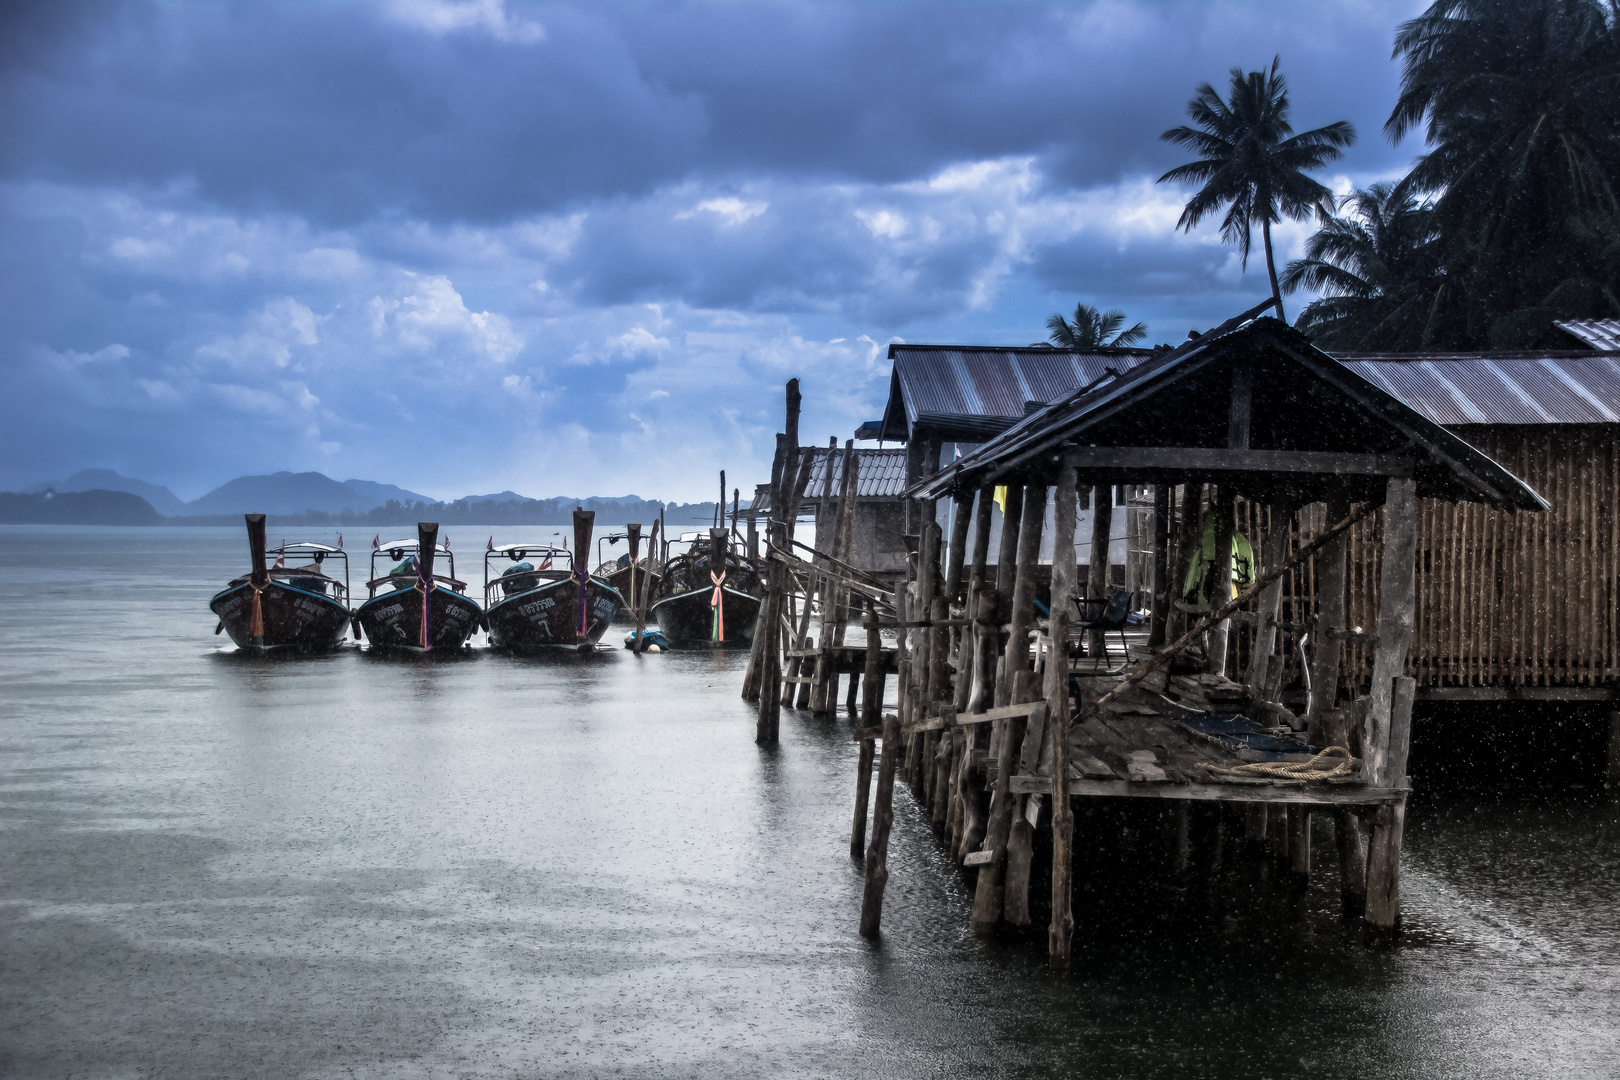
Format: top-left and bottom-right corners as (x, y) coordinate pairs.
(1557, 319), (1620, 351)
(882, 343), (1620, 435)
(1336, 352), (1620, 425)
(884, 344), (1156, 438)
(755, 447), (909, 511)
(910, 308), (1546, 512)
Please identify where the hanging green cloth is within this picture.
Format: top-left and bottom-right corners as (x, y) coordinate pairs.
(1182, 518), (1255, 605)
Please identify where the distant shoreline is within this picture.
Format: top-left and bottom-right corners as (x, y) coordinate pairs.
(0, 489), (745, 528)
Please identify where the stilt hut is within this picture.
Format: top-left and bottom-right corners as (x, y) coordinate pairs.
(855, 304), (1545, 960)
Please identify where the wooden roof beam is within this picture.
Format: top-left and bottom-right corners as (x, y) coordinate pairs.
(1059, 447), (1415, 477)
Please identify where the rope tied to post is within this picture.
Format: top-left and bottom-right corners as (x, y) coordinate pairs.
(710, 570), (726, 642)
(1194, 745), (1355, 782)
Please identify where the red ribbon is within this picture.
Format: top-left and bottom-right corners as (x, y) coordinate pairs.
(710, 570), (726, 642)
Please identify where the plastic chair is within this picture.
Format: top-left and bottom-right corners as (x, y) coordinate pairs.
(1076, 589), (1133, 672)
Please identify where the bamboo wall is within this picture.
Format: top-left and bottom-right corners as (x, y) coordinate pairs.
(1226, 425), (1620, 691)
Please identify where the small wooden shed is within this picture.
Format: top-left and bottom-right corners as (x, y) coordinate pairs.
(856, 306), (1544, 961)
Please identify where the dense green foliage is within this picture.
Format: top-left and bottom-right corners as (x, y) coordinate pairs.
(1158, 57), (1356, 322)
(1045, 303), (1147, 348)
(1282, 183), (1448, 349)
(1292, 0), (1620, 348)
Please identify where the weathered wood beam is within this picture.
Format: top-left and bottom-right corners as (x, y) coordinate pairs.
(1060, 447), (1416, 477)
(1009, 776), (1409, 806)
(1365, 676), (1416, 929)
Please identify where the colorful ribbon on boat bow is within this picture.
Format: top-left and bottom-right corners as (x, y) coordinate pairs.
(416, 558), (435, 651)
(249, 581), (268, 639)
(710, 570), (726, 643)
(573, 562), (590, 637)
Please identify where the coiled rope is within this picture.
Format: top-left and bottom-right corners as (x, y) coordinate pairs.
(1194, 745), (1355, 782)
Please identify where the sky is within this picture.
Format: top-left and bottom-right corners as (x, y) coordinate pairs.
(0, 0), (1431, 502)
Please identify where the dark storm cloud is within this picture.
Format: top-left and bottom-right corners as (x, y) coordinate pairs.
(1, 0), (1414, 227)
(0, 0), (1428, 498)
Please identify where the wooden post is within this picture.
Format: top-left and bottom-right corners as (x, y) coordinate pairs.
(1047, 465), (1078, 967)
(1308, 498), (1352, 743)
(1149, 484), (1172, 648)
(955, 489), (995, 714)
(1167, 483), (1200, 642)
(860, 591), (905, 937)
(910, 522), (942, 788)
(1361, 475), (1419, 930)
(1365, 676), (1416, 929)
(812, 442), (858, 714)
(244, 513), (269, 647)
(956, 585), (997, 862)
(743, 430), (791, 701)
(755, 380), (801, 743)
(972, 669), (1035, 935)
(1290, 806), (1311, 881)
(627, 522), (644, 647)
(1206, 486), (1235, 676)
(851, 607), (882, 858)
(930, 597), (952, 829)
(1085, 487), (1113, 661)
(1363, 478), (1419, 786)
(993, 485), (1025, 604)
(634, 521), (660, 655)
(1245, 504), (1292, 693)
(1005, 486), (1048, 689)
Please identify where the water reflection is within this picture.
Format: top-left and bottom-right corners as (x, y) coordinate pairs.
(1, 526), (1617, 1078)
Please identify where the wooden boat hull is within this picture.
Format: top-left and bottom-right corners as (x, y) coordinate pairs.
(487, 575), (623, 651)
(651, 586), (760, 649)
(355, 584), (482, 651)
(603, 564), (661, 623)
(210, 579), (350, 652)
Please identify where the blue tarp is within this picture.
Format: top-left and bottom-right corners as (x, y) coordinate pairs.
(1178, 714), (1314, 760)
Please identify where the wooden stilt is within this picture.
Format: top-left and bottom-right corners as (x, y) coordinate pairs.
(1245, 504), (1293, 692)
(1150, 484), (1172, 648)
(860, 591), (906, 937)
(956, 586), (997, 861)
(1290, 807), (1311, 880)
(753, 430), (793, 737)
(971, 669), (1036, 935)
(1207, 486), (1235, 676)
(742, 431), (791, 701)
(1366, 676), (1416, 929)
(851, 607), (882, 858)
(1085, 487), (1113, 662)
(1005, 486), (1049, 688)
(1167, 483), (1200, 642)
(1308, 497), (1352, 743)
(1046, 466), (1079, 968)
(1363, 475), (1419, 930)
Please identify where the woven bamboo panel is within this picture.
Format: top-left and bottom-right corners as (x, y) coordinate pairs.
(1221, 427), (1618, 690)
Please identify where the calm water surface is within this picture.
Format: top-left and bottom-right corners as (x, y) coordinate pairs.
(2, 526), (1617, 1078)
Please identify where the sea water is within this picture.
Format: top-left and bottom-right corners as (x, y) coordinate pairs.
(2, 525), (1617, 1078)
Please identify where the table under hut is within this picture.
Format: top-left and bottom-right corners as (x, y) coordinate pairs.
(851, 306), (1546, 966)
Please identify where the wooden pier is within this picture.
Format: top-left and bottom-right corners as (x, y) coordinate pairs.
(746, 308), (1550, 965)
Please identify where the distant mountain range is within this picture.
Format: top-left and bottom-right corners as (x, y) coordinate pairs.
(6, 469), (738, 526)
(28, 469), (432, 517)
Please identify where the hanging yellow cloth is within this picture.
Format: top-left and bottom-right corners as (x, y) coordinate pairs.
(993, 486), (1008, 515)
(1182, 518), (1255, 604)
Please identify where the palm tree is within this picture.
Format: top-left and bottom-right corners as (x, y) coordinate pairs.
(1281, 183), (1452, 349)
(1386, 0), (1620, 347)
(1045, 303), (1148, 348)
(1158, 57), (1356, 322)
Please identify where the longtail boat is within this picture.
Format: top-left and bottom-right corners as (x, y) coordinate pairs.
(484, 509), (624, 652)
(210, 513), (351, 651)
(592, 524), (662, 624)
(649, 529), (762, 648)
(354, 522), (482, 651)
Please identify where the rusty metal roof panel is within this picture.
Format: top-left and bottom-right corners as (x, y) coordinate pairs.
(1557, 319), (1620, 351)
(889, 345), (1156, 429)
(800, 447), (909, 500)
(1336, 353), (1620, 425)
